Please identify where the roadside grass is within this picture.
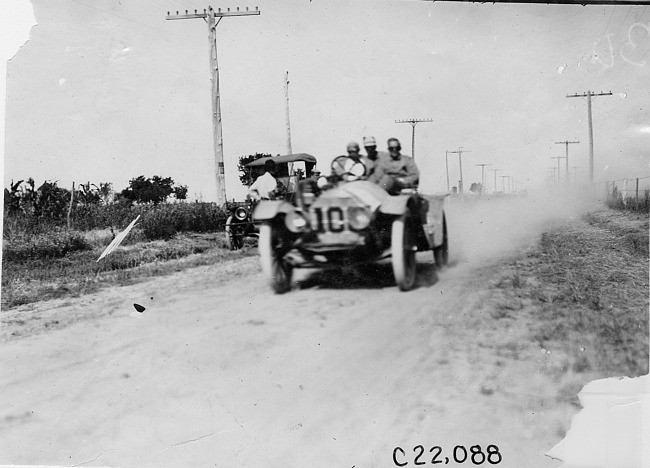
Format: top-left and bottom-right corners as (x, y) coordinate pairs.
(2, 232), (257, 310)
(487, 207), (648, 401)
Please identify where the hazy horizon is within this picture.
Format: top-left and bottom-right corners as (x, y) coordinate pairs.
(3, 0), (649, 202)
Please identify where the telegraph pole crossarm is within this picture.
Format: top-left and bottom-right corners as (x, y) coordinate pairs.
(555, 140), (579, 186)
(166, 6), (261, 207)
(566, 91), (613, 184)
(395, 118), (433, 160)
(166, 7), (260, 20)
(551, 156), (564, 184)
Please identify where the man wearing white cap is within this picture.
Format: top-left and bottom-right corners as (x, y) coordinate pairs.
(362, 136), (389, 178)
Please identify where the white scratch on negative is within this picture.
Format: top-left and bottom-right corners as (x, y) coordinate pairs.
(171, 429), (241, 447)
(71, 448), (118, 466)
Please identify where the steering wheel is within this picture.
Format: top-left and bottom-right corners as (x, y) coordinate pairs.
(331, 155), (367, 181)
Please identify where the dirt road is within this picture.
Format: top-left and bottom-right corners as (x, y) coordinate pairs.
(1, 193), (596, 468)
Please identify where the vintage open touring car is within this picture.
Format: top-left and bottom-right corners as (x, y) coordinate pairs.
(252, 154), (449, 293)
(224, 153), (318, 250)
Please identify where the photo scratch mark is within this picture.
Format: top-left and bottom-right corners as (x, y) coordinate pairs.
(171, 432), (217, 447)
(71, 448), (117, 466)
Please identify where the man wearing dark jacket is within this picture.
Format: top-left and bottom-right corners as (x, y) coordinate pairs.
(369, 138), (419, 193)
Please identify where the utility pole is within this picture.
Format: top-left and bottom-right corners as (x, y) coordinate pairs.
(167, 6), (260, 206)
(571, 166), (579, 184)
(548, 168), (557, 185)
(566, 91), (613, 184)
(284, 71), (294, 178)
(448, 147), (471, 196)
(489, 168), (501, 193)
(475, 163), (492, 195)
(551, 156), (564, 183)
(395, 118), (433, 159)
(445, 150), (450, 192)
(499, 175), (509, 193)
(555, 140), (579, 186)
(284, 71), (292, 155)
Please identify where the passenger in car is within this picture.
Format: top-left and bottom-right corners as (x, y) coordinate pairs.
(369, 138), (420, 194)
(362, 136), (389, 178)
(248, 159), (279, 200)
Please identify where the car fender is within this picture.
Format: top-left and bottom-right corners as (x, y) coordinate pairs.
(379, 194), (412, 216)
(252, 200), (295, 222)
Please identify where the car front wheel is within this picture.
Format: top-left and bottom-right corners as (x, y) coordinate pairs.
(259, 223), (293, 294)
(433, 213), (448, 267)
(391, 215), (417, 291)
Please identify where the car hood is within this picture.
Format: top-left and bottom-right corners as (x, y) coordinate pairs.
(319, 180), (388, 211)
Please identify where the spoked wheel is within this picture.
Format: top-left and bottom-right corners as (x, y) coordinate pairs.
(259, 223), (293, 294)
(433, 214), (448, 268)
(391, 215), (417, 291)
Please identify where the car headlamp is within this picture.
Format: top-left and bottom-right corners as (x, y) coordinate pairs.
(234, 207), (248, 221)
(285, 211), (309, 233)
(348, 206), (371, 230)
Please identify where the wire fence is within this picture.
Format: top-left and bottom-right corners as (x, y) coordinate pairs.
(596, 176), (650, 213)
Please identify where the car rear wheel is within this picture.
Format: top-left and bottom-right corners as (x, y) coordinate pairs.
(391, 215), (417, 291)
(259, 223), (293, 294)
(433, 214), (448, 267)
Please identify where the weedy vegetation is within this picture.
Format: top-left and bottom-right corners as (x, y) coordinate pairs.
(489, 207), (648, 385)
(607, 186), (649, 214)
(3, 177), (247, 310)
(2, 231), (256, 309)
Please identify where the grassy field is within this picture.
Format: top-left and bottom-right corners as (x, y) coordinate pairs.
(481, 207), (648, 407)
(2, 229), (256, 310)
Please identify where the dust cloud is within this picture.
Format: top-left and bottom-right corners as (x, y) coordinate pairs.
(444, 189), (602, 268)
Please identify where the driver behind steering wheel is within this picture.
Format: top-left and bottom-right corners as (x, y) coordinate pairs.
(369, 138), (420, 194)
(345, 141), (374, 178)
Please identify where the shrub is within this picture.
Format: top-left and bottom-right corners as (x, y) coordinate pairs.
(71, 202), (146, 231)
(139, 203), (228, 240)
(607, 187), (649, 213)
(3, 229), (92, 262)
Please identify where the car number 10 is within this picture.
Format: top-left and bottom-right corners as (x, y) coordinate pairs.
(311, 206), (349, 233)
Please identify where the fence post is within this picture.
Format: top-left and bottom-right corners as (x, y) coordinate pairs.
(636, 178), (639, 204)
(67, 181), (74, 230)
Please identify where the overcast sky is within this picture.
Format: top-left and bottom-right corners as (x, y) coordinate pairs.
(3, 0), (649, 201)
